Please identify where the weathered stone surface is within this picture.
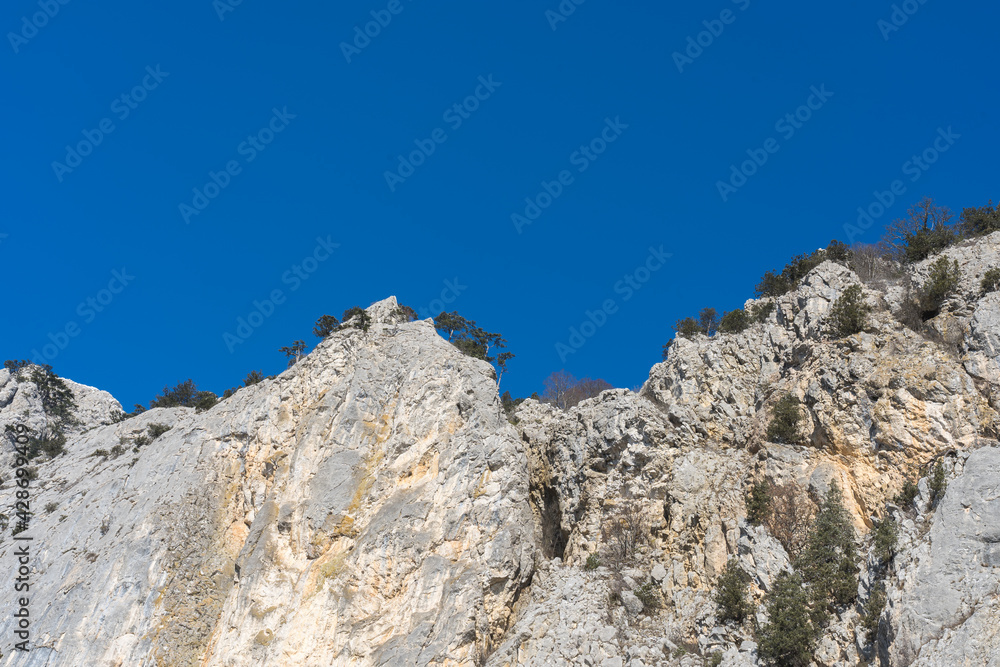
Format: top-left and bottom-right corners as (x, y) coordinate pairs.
(3, 232), (1000, 666)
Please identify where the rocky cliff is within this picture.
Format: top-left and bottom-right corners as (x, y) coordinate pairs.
(2, 233), (999, 666)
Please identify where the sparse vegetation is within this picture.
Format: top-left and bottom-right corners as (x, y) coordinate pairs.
(312, 314), (340, 338)
(756, 571), (819, 667)
(861, 584), (887, 645)
(341, 306), (372, 332)
(960, 200), (1000, 237)
(929, 460), (947, 508)
(766, 393), (803, 444)
(433, 311), (514, 383)
(794, 484), (858, 619)
(894, 477), (919, 509)
(714, 559), (751, 624)
(147, 423), (172, 439)
(982, 268), (1000, 294)
(919, 257), (962, 314)
(745, 479), (771, 526)
(828, 285), (872, 338)
(149, 379), (218, 412)
(584, 552), (601, 571)
(601, 501), (647, 567)
(872, 515), (898, 565)
(634, 581), (663, 611)
(764, 483), (815, 559)
(719, 308), (751, 334)
(279, 340), (308, 366)
(44, 502), (58, 514)
(539, 370), (612, 410)
(391, 304), (418, 322)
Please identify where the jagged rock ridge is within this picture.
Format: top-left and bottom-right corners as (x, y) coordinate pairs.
(1, 233), (999, 666)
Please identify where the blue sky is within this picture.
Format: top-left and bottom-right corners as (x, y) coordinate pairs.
(2, 0), (998, 408)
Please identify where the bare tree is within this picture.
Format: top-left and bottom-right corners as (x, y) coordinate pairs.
(602, 501), (647, 567)
(880, 197), (953, 261)
(541, 371), (613, 409)
(764, 482), (815, 559)
(542, 370), (577, 409)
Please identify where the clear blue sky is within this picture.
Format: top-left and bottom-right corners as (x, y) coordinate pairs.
(2, 0), (998, 408)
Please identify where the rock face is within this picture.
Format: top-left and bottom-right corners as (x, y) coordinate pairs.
(0, 300), (534, 666)
(2, 233), (1000, 666)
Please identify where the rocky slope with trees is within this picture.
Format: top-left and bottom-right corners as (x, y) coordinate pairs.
(1, 206), (999, 666)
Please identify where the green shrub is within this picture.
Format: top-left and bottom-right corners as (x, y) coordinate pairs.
(794, 484), (859, 615)
(756, 571), (819, 667)
(24, 467), (38, 482)
(243, 370), (264, 387)
(673, 317), (704, 339)
(709, 652), (724, 667)
(25, 429), (67, 459)
(960, 201), (1000, 237)
(824, 240), (852, 263)
(150, 379), (218, 412)
(634, 581), (663, 610)
(44, 502), (58, 514)
(929, 460), (947, 508)
(28, 365), (78, 427)
(133, 434), (151, 448)
(147, 423), (172, 439)
(341, 306), (372, 332)
(903, 225), (957, 262)
(750, 301), (774, 323)
(746, 479), (771, 526)
(584, 552), (601, 571)
(714, 559), (751, 624)
(861, 584), (887, 645)
(755, 249), (828, 298)
(719, 308), (751, 334)
(894, 477), (919, 509)
(312, 314), (340, 337)
(391, 305), (418, 322)
(919, 257), (962, 314)
(872, 516), (898, 565)
(828, 285), (872, 338)
(766, 393), (803, 444)
(92, 449), (110, 458)
(981, 268), (1000, 294)
(110, 444), (126, 458)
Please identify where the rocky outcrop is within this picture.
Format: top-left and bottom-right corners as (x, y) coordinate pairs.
(2, 233), (1000, 666)
(0, 299), (534, 666)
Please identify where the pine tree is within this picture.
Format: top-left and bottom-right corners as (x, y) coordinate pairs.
(766, 393), (803, 444)
(714, 559), (751, 624)
(757, 571), (818, 667)
(794, 483), (858, 619)
(312, 314), (340, 338)
(746, 479), (771, 526)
